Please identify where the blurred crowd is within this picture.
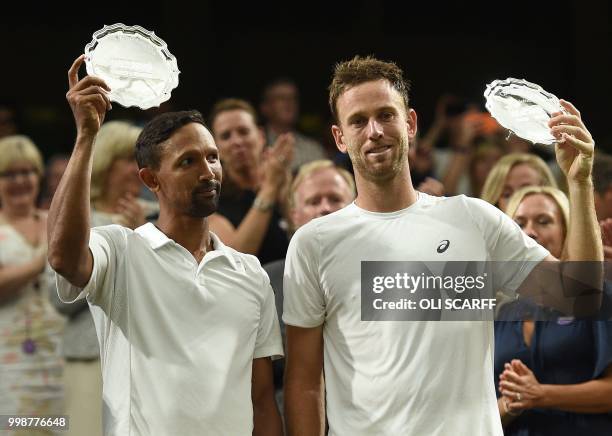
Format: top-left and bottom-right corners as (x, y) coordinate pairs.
(1, 75), (611, 435)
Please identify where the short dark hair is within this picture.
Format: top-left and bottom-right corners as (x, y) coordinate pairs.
(208, 98), (258, 130)
(329, 55), (411, 123)
(261, 77), (298, 102)
(593, 151), (612, 195)
(135, 110), (206, 169)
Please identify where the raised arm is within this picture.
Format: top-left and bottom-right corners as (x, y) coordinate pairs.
(284, 325), (325, 436)
(551, 100), (602, 262)
(47, 55), (111, 287)
(521, 101), (603, 314)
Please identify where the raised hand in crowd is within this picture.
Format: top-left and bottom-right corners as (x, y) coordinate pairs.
(115, 192), (147, 229)
(417, 94), (456, 152)
(441, 112), (482, 194)
(261, 132), (294, 199)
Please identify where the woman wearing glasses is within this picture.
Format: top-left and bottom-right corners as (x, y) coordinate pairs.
(0, 135), (65, 433)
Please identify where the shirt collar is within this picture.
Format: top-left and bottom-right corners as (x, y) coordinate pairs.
(135, 222), (240, 270)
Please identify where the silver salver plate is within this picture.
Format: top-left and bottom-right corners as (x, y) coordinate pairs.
(484, 78), (563, 145)
(84, 23), (180, 109)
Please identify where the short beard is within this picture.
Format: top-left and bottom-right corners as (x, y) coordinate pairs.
(348, 135), (409, 183)
(188, 181), (221, 218)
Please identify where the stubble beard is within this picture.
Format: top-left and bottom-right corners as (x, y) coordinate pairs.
(188, 182), (221, 218)
(347, 135), (409, 183)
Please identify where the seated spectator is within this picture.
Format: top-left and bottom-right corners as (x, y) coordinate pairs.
(262, 159), (355, 409)
(495, 185), (612, 435)
(481, 152), (558, 211)
(39, 154), (69, 209)
(0, 135), (65, 427)
(208, 98), (294, 264)
(260, 78), (327, 172)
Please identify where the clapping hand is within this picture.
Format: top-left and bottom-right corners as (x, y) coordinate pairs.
(499, 359), (545, 412)
(261, 132), (294, 192)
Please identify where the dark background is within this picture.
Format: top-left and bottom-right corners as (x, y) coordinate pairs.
(1, 0), (610, 159)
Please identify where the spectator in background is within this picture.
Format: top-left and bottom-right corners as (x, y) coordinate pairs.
(419, 94), (503, 196)
(208, 98), (293, 264)
(481, 152), (558, 211)
(0, 103), (18, 139)
(260, 78), (327, 172)
(495, 186), (612, 435)
(0, 135), (65, 432)
(49, 120), (157, 436)
(39, 154), (70, 209)
(262, 159), (355, 412)
(593, 152), (612, 260)
(468, 141), (505, 198)
(594, 152), (612, 221)
(90, 121), (158, 227)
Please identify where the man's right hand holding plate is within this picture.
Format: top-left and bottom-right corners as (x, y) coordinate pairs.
(66, 54), (112, 139)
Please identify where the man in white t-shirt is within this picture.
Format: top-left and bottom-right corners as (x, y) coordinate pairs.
(47, 55), (283, 436)
(283, 56), (602, 436)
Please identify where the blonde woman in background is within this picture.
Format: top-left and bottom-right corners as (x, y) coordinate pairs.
(49, 120), (158, 436)
(90, 121), (158, 227)
(0, 135), (65, 435)
(480, 152), (558, 211)
(494, 186), (612, 435)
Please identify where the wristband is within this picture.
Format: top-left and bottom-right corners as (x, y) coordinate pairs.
(253, 196), (274, 212)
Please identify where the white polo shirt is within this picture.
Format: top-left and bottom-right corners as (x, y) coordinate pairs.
(56, 223), (283, 436)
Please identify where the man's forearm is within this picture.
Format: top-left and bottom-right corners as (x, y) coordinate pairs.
(566, 181), (602, 261)
(47, 135), (95, 285)
(285, 379), (325, 436)
(559, 181), (604, 315)
(253, 394), (283, 436)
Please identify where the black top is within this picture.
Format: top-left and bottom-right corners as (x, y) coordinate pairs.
(216, 177), (289, 265)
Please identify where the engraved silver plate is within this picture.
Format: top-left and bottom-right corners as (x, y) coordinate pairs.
(484, 78), (563, 145)
(84, 23), (180, 109)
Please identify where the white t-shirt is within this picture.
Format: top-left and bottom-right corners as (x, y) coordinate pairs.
(283, 193), (549, 436)
(56, 223), (283, 436)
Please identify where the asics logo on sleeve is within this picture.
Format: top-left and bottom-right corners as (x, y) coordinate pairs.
(437, 240), (450, 253)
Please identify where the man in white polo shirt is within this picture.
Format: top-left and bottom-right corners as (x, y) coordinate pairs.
(283, 56), (602, 436)
(47, 55), (283, 436)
